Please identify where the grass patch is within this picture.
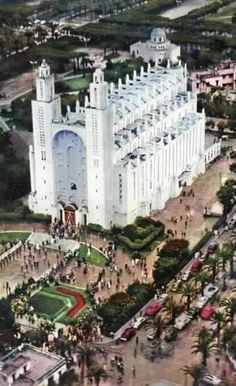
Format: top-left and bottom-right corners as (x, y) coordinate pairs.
(0, 232), (30, 243)
(29, 292), (67, 317)
(29, 284), (91, 324)
(75, 245), (107, 267)
(64, 75), (91, 91)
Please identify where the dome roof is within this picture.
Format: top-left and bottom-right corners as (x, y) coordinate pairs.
(150, 28), (166, 42)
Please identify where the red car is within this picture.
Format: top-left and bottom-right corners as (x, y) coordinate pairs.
(191, 259), (202, 273)
(200, 305), (215, 320)
(144, 301), (163, 316)
(120, 327), (136, 341)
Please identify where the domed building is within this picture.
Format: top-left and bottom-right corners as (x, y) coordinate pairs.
(130, 28), (180, 65)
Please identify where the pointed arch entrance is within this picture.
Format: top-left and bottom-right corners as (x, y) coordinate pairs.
(64, 204), (77, 224)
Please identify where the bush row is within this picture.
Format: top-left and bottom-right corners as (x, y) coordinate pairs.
(0, 212), (51, 224)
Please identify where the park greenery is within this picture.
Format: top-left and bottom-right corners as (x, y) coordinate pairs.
(0, 132), (30, 207)
(217, 179), (236, 213)
(97, 281), (155, 335)
(153, 238), (190, 287)
(198, 91), (236, 131)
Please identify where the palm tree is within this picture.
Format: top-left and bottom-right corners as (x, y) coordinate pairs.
(211, 311), (225, 345)
(182, 364), (204, 386)
(192, 326), (218, 366)
(206, 255), (221, 280)
(221, 326), (236, 353)
(193, 271), (210, 295)
(179, 283), (196, 310)
(163, 296), (182, 324)
(87, 365), (108, 386)
(77, 345), (95, 380)
(220, 298), (236, 326)
(222, 241), (235, 277)
(143, 315), (167, 341)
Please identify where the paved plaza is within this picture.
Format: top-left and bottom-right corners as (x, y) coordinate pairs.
(153, 154), (232, 248)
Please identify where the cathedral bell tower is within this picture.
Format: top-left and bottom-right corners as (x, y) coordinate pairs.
(29, 60), (61, 217)
(85, 69), (113, 228)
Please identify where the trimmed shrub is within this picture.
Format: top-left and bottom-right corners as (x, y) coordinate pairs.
(160, 239), (189, 258)
(0, 211), (51, 224)
(117, 227), (163, 251)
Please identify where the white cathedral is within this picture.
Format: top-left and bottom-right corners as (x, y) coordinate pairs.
(29, 59), (221, 229)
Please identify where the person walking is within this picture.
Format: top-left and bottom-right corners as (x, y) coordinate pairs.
(132, 365), (136, 377)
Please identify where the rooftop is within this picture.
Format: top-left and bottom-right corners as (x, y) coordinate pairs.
(0, 344), (66, 386)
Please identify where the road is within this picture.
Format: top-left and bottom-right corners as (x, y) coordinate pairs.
(101, 209), (236, 385)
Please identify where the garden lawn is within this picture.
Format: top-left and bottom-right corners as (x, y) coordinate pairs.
(0, 232), (30, 243)
(76, 244), (107, 267)
(64, 76), (91, 91)
(29, 292), (66, 317)
(29, 284), (91, 324)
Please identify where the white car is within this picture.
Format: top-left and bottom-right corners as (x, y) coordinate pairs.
(171, 280), (181, 292)
(158, 293), (168, 304)
(201, 373), (222, 385)
(132, 316), (146, 329)
(196, 296), (208, 309)
(181, 271), (190, 281)
(174, 312), (192, 330)
(203, 283), (219, 299)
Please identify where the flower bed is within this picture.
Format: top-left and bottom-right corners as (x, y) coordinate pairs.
(57, 287), (85, 317)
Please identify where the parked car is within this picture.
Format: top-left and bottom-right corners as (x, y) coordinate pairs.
(206, 241), (219, 255)
(174, 312), (192, 330)
(228, 215), (236, 229)
(120, 327), (136, 341)
(203, 283), (219, 299)
(191, 259), (202, 273)
(196, 296), (208, 309)
(201, 373), (222, 385)
(171, 279), (181, 292)
(164, 327), (178, 342)
(200, 305), (215, 320)
(132, 316), (146, 329)
(144, 301), (163, 317)
(181, 271), (191, 281)
(158, 293), (168, 304)
(199, 252), (208, 263)
(186, 307), (198, 318)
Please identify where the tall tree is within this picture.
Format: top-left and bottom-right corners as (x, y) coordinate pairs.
(163, 296), (182, 324)
(193, 272), (210, 295)
(179, 283), (196, 310)
(182, 364), (204, 386)
(220, 298), (236, 326)
(87, 365), (108, 386)
(143, 315), (167, 342)
(192, 326), (218, 366)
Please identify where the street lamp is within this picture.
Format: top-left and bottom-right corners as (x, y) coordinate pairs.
(29, 60), (38, 89)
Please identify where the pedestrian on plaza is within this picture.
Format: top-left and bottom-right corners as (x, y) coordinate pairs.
(133, 347), (137, 358)
(132, 366), (136, 377)
(135, 336), (139, 346)
(140, 342), (144, 352)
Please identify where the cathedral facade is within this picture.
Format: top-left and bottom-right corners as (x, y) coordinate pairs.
(29, 60), (212, 228)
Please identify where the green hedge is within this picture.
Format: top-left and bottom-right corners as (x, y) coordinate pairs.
(98, 282), (155, 335)
(190, 231), (213, 257)
(117, 227), (163, 251)
(212, 216), (226, 230)
(0, 212), (51, 224)
(160, 239), (189, 258)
